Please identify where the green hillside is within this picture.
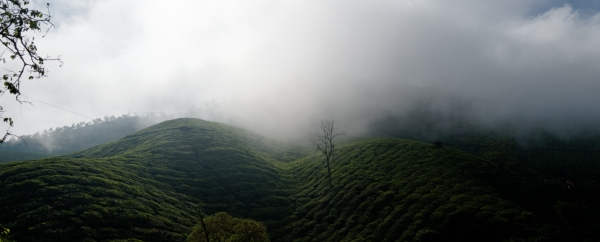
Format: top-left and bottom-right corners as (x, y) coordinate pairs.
(0, 157), (199, 241)
(1, 118), (595, 241)
(0, 119), (302, 241)
(273, 139), (528, 242)
(372, 118), (600, 187)
(0, 150), (57, 164)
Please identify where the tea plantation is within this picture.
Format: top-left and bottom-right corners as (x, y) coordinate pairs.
(0, 118), (597, 241)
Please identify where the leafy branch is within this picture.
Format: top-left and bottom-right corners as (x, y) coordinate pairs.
(0, 0), (61, 143)
(0, 227), (9, 242)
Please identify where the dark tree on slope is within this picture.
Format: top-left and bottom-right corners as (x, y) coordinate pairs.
(0, 0), (60, 143)
(312, 120), (345, 189)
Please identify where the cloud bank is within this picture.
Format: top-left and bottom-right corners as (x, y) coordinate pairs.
(2, 0), (600, 141)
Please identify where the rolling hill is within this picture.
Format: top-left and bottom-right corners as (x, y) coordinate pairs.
(0, 118), (589, 241)
(274, 138), (529, 241)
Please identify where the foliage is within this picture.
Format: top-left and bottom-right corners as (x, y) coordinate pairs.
(372, 122), (600, 241)
(0, 157), (199, 241)
(0, 118), (301, 241)
(0, 118), (599, 241)
(0, 227), (9, 242)
(275, 138), (529, 242)
(187, 212), (269, 242)
(0, 0), (61, 142)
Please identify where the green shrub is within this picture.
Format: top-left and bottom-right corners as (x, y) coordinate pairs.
(187, 212), (269, 242)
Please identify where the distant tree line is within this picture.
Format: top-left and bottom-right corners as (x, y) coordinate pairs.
(0, 112), (177, 154)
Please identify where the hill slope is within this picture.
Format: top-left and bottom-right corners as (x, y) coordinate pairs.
(0, 118), (532, 241)
(0, 150), (56, 164)
(0, 157), (199, 241)
(1, 119), (302, 241)
(273, 139), (528, 241)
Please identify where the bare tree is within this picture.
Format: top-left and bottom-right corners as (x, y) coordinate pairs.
(311, 120), (345, 189)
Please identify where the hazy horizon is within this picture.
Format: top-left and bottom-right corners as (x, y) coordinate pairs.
(2, 0), (600, 141)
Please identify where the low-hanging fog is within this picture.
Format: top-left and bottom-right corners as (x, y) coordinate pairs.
(2, 0), (600, 141)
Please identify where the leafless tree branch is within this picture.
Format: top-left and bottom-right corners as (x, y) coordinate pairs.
(311, 120), (345, 189)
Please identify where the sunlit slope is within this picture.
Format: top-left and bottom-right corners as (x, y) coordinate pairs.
(273, 139), (528, 242)
(60, 118), (302, 221)
(0, 118), (302, 241)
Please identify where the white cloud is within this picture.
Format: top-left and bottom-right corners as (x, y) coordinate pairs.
(2, 0), (600, 140)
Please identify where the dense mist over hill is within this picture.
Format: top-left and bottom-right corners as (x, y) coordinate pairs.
(2, 1), (600, 241)
(2, 1), (600, 144)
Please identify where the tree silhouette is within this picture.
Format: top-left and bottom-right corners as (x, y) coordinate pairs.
(311, 120), (345, 189)
(0, 0), (61, 143)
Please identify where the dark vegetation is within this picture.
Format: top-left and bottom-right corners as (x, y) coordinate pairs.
(371, 110), (600, 182)
(0, 118), (599, 241)
(0, 227), (10, 242)
(0, 119), (300, 241)
(275, 139), (529, 242)
(371, 114), (600, 241)
(187, 212), (270, 242)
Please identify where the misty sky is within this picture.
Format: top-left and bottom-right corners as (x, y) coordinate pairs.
(2, 0), (600, 140)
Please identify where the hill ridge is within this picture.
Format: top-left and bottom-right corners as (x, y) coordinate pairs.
(0, 119), (531, 242)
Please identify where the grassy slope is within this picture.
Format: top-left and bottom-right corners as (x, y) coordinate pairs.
(60, 118), (302, 221)
(0, 157), (198, 242)
(1, 119), (301, 242)
(0, 150), (56, 164)
(1, 118), (531, 241)
(274, 139), (527, 242)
